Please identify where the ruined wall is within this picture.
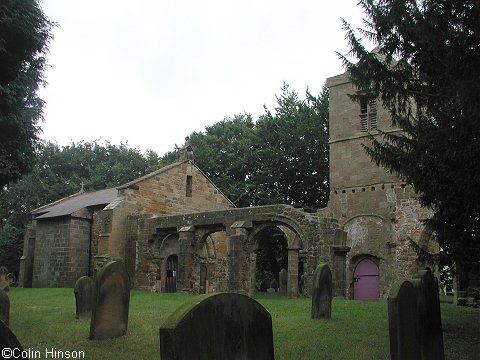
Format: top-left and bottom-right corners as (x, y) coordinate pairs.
(31, 208), (91, 287)
(129, 205), (340, 295)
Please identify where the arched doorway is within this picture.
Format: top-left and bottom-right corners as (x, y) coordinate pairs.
(353, 258), (379, 300)
(165, 255), (178, 293)
(254, 226), (288, 292)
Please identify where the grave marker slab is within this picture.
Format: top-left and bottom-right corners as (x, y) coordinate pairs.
(0, 289), (9, 326)
(74, 276), (95, 319)
(90, 261), (130, 340)
(279, 268), (287, 296)
(388, 280), (421, 360)
(160, 292), (274, 360)
(412, 269), (445, 360)
(311, 263), (332, 319)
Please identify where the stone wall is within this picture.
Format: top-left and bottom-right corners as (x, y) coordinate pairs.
(32, 209), (91, 287)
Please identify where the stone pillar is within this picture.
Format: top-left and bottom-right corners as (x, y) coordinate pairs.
(287, 249), (299, 298)
(331, 245), (351, 297)
(18, 226), (35, 288)
(247, 250), (257, 297)
(177, 226), (196, 293)
(227, 222), (251, 294)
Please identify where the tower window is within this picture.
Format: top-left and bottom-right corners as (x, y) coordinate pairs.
(186, 175), (193, 197)
(359, 97), (378, 132)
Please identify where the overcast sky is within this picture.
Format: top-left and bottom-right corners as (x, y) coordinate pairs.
(38, 0), (367, 156)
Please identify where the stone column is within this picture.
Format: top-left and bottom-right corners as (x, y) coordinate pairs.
(177, 226), (196, 293)
(287, 249), (299, 298)
(227, 222), (252, 294)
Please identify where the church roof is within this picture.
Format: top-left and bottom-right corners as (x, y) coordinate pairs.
(32, 188), (118, 219)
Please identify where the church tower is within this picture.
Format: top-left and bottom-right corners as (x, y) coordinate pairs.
(326, 71), (437, 300)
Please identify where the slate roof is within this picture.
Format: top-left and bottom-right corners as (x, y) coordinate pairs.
(32, 188), (118, 219)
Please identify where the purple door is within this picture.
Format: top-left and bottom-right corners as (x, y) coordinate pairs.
(353, 259), (379, 300)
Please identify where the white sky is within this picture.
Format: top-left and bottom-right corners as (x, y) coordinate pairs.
(38, 0), (367, 156)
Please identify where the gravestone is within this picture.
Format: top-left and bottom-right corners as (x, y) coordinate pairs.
(74, 276), (95, 319)
(0, 289), (9, 326)
(269, 277), (278, 292)
(412, 269), (445, 360)
(279, 268), (288, 296)
(311, 263), (332, 319)
(90, 260), (130, 340)
(0, 319), (24, 354)
(160, 292), (274, 360)
(0, 266), (12, 291)
(388, 280), (421, 360)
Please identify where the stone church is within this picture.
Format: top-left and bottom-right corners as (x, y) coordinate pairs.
(19, 157), (234, 288)
(19, 71), (438, 299)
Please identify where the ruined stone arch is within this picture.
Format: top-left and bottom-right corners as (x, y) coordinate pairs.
(248, 218), (305, 250)
(151, 232), (180, 292)
(247, 217), (306, 297)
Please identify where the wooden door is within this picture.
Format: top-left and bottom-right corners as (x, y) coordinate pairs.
(165, 255), (178, 293)
(353, 259), (379, 300)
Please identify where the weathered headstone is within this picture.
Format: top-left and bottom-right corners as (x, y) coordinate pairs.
(0, 266), (12, 291)
(279, 268), (288, 296)
(0, 319), (24, 354)
(412, 269), (445, 360)
(160, 292), (274, 360)
(388, 280), (421, 360)
(74, 276), (95, 319)
(269, 277), (279, 292)
(0, 289), (9, 326)
(90, 260), (130, 340)
(311, 263), (332, 319)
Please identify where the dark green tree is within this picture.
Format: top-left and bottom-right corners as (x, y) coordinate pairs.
(186, 113), (257, 207)
(0, 0), (54, 189)
(253, 83), (329, 210)
(340, 0), (480, 279)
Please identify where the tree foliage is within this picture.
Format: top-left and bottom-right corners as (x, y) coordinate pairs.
(186, 114), (258, 207)
(182, 83), (329, 209)
(254, 83), (329, 210)
(340, 0), (480, 275)
(0, 0), (54, 189)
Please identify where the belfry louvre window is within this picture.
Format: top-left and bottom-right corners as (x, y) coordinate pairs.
(359, 97), (378, 132)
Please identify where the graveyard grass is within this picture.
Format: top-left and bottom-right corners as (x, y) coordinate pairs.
(8, 288), (480, 360)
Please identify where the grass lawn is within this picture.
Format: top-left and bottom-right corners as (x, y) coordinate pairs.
(6, 288), (480, 359)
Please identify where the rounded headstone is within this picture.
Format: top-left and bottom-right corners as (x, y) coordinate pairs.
(90, 261), (130, 340)
(74, 276), (95, 319)
(160, 292), (274, 360)
(311, 263), (332, 319)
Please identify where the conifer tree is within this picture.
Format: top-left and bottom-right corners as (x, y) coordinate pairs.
(340, 0), (479, 281)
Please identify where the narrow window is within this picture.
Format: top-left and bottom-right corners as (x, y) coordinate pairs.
(186, 175), (193, 197)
